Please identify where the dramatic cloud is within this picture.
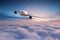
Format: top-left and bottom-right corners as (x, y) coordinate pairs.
(56, 11), (60, 16)
(0, 20), (60, 40)
(0, 12), (28, 20)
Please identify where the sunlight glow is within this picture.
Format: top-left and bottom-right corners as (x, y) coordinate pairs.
(22, 10), (28, 14)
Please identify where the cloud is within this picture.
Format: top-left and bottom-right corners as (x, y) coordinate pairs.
(0, 12), (28, 20)
(55, 11), (60, 16)
(50, 11), (60, 20)
(0, 20), (60, 40)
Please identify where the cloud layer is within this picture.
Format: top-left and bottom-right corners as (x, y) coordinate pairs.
(0, 12), (29, 20)
(0, 20), (60, 40)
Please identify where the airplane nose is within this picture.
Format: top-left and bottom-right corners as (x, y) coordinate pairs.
(14, 11), (17, 14)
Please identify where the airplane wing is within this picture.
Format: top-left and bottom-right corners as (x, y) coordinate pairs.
(32, 16), (46, 18)
(14, 10), (21, 14)
(30, 15), (55, 19)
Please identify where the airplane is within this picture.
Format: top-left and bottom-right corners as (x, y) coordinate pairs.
(14, 10), (32, 19)
(14, 10), (49, 19)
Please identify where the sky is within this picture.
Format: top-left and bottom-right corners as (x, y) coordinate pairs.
(0, 0), (60, 20)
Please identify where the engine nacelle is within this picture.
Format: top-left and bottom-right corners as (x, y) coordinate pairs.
(14, 11), (17, 14)
(29, 16), (32, 19)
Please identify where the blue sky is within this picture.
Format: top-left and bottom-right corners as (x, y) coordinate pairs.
(0, 0), (60, 20)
